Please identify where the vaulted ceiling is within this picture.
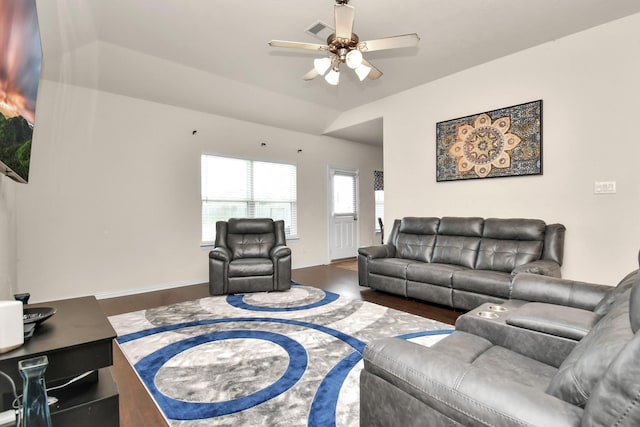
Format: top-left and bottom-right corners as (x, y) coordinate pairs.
(35, 0), (640, 145)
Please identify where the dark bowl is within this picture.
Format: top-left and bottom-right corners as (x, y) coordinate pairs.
(23, 307), (57, 325)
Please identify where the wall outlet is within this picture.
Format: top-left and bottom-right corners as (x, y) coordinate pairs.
(594, 181), (616, 194)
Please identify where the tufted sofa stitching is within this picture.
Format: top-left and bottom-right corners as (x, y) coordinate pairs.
(612, 388), (640, 426)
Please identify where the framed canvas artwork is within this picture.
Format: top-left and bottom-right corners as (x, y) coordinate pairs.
(0, 0), (42, 183)
(436, 100), (542, 182)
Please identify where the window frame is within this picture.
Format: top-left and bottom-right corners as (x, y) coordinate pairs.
(201, 154), (298, 245)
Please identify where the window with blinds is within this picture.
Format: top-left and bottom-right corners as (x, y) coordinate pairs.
(201, 154), (297, 244)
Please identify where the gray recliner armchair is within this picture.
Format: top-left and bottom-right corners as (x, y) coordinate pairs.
(208, 218), (292, 295)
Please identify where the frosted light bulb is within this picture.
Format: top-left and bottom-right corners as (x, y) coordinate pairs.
(355, 64), (371, 81)
(313, 57), (332, 75)
(325, 68), (340, 85)
(345, 50), (363, 69)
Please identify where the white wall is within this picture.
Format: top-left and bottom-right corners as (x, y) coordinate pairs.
(16, 82), (382, 302)
(0, 175), (17, 300)
(329, 13), (640, 285)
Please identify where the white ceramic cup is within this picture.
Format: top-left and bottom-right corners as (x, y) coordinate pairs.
(0, 300), (24, 353)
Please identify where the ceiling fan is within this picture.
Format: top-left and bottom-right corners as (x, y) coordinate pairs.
(268, 0), (420, 86)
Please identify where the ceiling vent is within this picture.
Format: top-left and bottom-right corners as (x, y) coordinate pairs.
(305, 21), (335, 42)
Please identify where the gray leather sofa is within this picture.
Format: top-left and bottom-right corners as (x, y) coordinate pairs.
(209, 218), (292, 295)
(358, 217), (566, 310)
(361, 261), (640, 426)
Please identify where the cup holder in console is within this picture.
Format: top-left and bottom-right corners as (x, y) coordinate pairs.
(477, 311), (499, 319)
(488, 305), (508, 312)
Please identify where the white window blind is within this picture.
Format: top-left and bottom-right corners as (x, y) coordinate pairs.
(201, 154), (297, 243)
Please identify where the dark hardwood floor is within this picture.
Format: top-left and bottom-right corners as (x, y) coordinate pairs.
(98, 261), (461, 427)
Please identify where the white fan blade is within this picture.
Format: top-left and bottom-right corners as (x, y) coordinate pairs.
(362, 59), (383, 80)
(268, 40), (328, 51)
(359, 33), (420, 52)
(334, 4), (355, 40)
(303, 68), (320, 81)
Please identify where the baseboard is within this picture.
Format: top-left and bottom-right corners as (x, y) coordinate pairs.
(94, 278), (207, 300)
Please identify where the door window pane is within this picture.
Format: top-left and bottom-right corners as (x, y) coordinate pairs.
(333, 174), (355, 215)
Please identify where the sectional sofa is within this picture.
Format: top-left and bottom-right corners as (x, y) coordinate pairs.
(358, 217), (566, 310)
(360, 255), (640, 426)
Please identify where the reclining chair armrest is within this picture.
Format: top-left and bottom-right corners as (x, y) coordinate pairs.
(271, 245), (292, 292)
(363, 338), (583, 426)
(511, 272), (610, 310)
(511, 259), (562, 279)
(358, 244), (396, 259)
(270, 245), (292, 259)
(358, 244), (396, 287)
(209, 247), (232, 295)
(209, 246), (232, 263)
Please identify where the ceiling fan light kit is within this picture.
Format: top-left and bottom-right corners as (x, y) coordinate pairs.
(355, 64), (372, 81)
(325, 67), (340, 85)
(268, 0), (420, 86)
(314, 57), (333, 75)
(345, 49), (363, 69)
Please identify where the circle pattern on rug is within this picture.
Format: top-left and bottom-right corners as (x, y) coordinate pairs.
(135, 330), (308, 420)
(155, 338), (289, 402)
(226, 286), (339, 312)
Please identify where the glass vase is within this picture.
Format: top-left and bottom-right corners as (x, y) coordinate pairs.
(18, 355), (52, 427)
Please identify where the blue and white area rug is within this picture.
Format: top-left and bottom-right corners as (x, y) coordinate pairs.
(108, 284), (454, 426)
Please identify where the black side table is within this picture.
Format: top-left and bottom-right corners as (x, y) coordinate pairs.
(0, 296), (119, 426)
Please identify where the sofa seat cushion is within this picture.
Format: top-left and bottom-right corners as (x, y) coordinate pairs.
(228, 258), (273, 277)
(369, 258), (419, 279)
(546, 289), (634, 406)
(406, 263), (469, 287)
(452, 270), (512, 298)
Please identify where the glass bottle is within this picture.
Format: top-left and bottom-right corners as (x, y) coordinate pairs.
(18, 355), (52, 427)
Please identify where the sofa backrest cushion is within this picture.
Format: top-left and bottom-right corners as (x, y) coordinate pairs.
(395, 217), (440, 262)
(582, 331), (640, 426)
(631, 276), (640, 333)
(482, 218), (546, 241)
(546, 287), (634, 407)
(227, 218), (276, 259)
(432, 217), (483, 268)
(583, 275), (640, 425)
(475, 219), (545, 272)
(594, 269), (639, 316)
(542, 223), (566, 265)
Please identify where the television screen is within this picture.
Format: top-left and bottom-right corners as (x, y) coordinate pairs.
(0, 0), (42, 183)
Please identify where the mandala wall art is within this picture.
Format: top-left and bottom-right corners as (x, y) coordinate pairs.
(436, 100), (542, 182)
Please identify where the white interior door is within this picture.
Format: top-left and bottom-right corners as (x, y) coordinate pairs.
(329, 168), (359, 261)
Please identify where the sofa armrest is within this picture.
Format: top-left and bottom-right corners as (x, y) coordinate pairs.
(511, 259), (562, 279)
(358, 244), (396, 259)
(363, 337), (583, 426)
(209, 246), (232, 263)
(511, 273), (610, 310)
(506, 302), (600, 340)
(270, 245), (291, 259)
